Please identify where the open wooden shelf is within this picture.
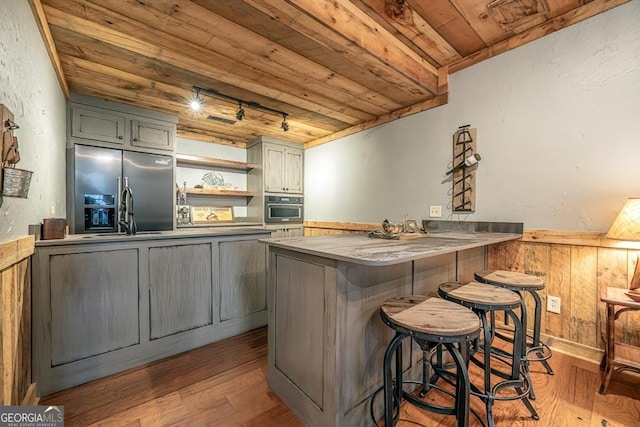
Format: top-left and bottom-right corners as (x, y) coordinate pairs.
(176, 154), (254, 171)
(186, 188), (254, 197)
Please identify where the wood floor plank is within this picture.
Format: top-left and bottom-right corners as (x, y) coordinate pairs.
(41, 327), (640, 427)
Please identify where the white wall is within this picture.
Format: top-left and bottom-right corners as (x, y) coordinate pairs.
(0, 0), (66, 241)
(305, 1), (640, 232)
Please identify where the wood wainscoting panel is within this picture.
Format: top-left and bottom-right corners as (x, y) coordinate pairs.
(547, 245), (571, 340)
(0, 235), (36, 405)
(570, 246), (599, 348)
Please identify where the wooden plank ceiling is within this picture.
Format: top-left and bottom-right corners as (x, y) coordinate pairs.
(31, 0), (628, 148)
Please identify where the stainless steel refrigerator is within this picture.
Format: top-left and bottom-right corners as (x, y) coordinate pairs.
(69, 144), (173, 233)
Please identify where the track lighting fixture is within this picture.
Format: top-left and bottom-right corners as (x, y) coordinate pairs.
(190, 86), (290, 132)
(189, 87), (204, 111)
(236, 102), (245, 121)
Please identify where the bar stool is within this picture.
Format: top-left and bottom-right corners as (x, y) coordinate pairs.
(438, 281), (539, 427)
(378, 295), (481, 427)
(474, 270), (554, 395)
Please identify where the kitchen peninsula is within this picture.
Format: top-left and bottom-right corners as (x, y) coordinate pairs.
(262, 222), (522, 427)
(32, 227), (270, 395)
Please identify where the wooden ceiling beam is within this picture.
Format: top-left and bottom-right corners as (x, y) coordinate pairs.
(284, 0), (443, 95)
(42, 1), (372, 125)
(355, 0), (462, 66)
(409, 1), (487, 57)
(28, 0), (70, 97)
(84, 0), (402, 115)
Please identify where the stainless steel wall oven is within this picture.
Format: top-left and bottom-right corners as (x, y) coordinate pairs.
(264, 195), (303, 224)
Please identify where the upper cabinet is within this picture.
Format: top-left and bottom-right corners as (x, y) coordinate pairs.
(68, 94), (177, 154)
(249, 136), (303, 195)
(71, 107), (126, 145)
(264, 144), (303, 194)
(130, 119), (174, 151)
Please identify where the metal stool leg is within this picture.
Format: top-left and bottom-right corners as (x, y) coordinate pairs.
(445, 342), (471, 427)
(529, 290), (554, 375)
(383, 332), (405, 427)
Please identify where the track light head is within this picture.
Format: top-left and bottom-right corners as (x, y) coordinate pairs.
(236, 102), (245, 121)
(281, 113), (289, 132)
(189, 88), (203, 111)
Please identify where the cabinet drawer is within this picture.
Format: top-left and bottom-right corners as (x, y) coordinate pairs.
(71, 107), (126, 145)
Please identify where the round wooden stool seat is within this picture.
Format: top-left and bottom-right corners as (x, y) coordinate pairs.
(381, 295), (481, 339)
(377, 295), (481, 427)
(474, 269), (554, 383)
(474, 270), (544, 291)
(438, 281), (539, 427)
(438, 281), (522, 311)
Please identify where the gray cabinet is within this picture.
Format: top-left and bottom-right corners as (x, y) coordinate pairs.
(219, 239), (266, 321)
(71, 106), (126, 145)
(248, 136), (304, 199)
(266, 224), (303, 238)
(149, 244), (213, 339)
(49, 249), (139, 366)
(32, 232), (270, 395)
(264, 143), (303, 193)
(68, 95), (176, 153)
(131, 119), (175, 151)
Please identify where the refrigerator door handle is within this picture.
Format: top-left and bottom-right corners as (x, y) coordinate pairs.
(116, 176), (122, 233)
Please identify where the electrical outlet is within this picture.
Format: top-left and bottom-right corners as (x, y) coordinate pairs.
(429, 205), (442, 218)
(547, 296), (561, 314)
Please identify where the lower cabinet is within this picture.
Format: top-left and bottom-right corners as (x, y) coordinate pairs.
(149, 244), (213, 339)
(49, 249), (139, 366)
(219, 240), (267, 321)
(32, 233), (269, 395)
(266, 225), (303, 238)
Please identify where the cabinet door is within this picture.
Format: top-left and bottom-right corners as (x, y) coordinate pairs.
(148, 244), (212, 339)
(49, 249), (139, 366)
(131, 119), (175, 151)
(71, 107), (126, 145)
(264, 144), (285, 192)
(284, 148), (304, 193)
(219, 240), (267, 320)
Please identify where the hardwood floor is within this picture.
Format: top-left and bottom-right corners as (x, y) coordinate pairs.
(41, 327), (640, 426)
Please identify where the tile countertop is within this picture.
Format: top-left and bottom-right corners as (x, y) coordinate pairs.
(261, 230), (522, 267)
(35, 225), (269, 247)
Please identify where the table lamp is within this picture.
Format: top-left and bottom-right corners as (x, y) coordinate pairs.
(606, 197), (640, 290)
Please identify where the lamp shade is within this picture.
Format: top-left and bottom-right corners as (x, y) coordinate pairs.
(606, 197), (640, 241)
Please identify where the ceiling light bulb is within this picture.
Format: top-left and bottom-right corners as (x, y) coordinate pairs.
(189, 88), (203, 111)
(281, 114), (289, 132)
(190, 98), (202, 111)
